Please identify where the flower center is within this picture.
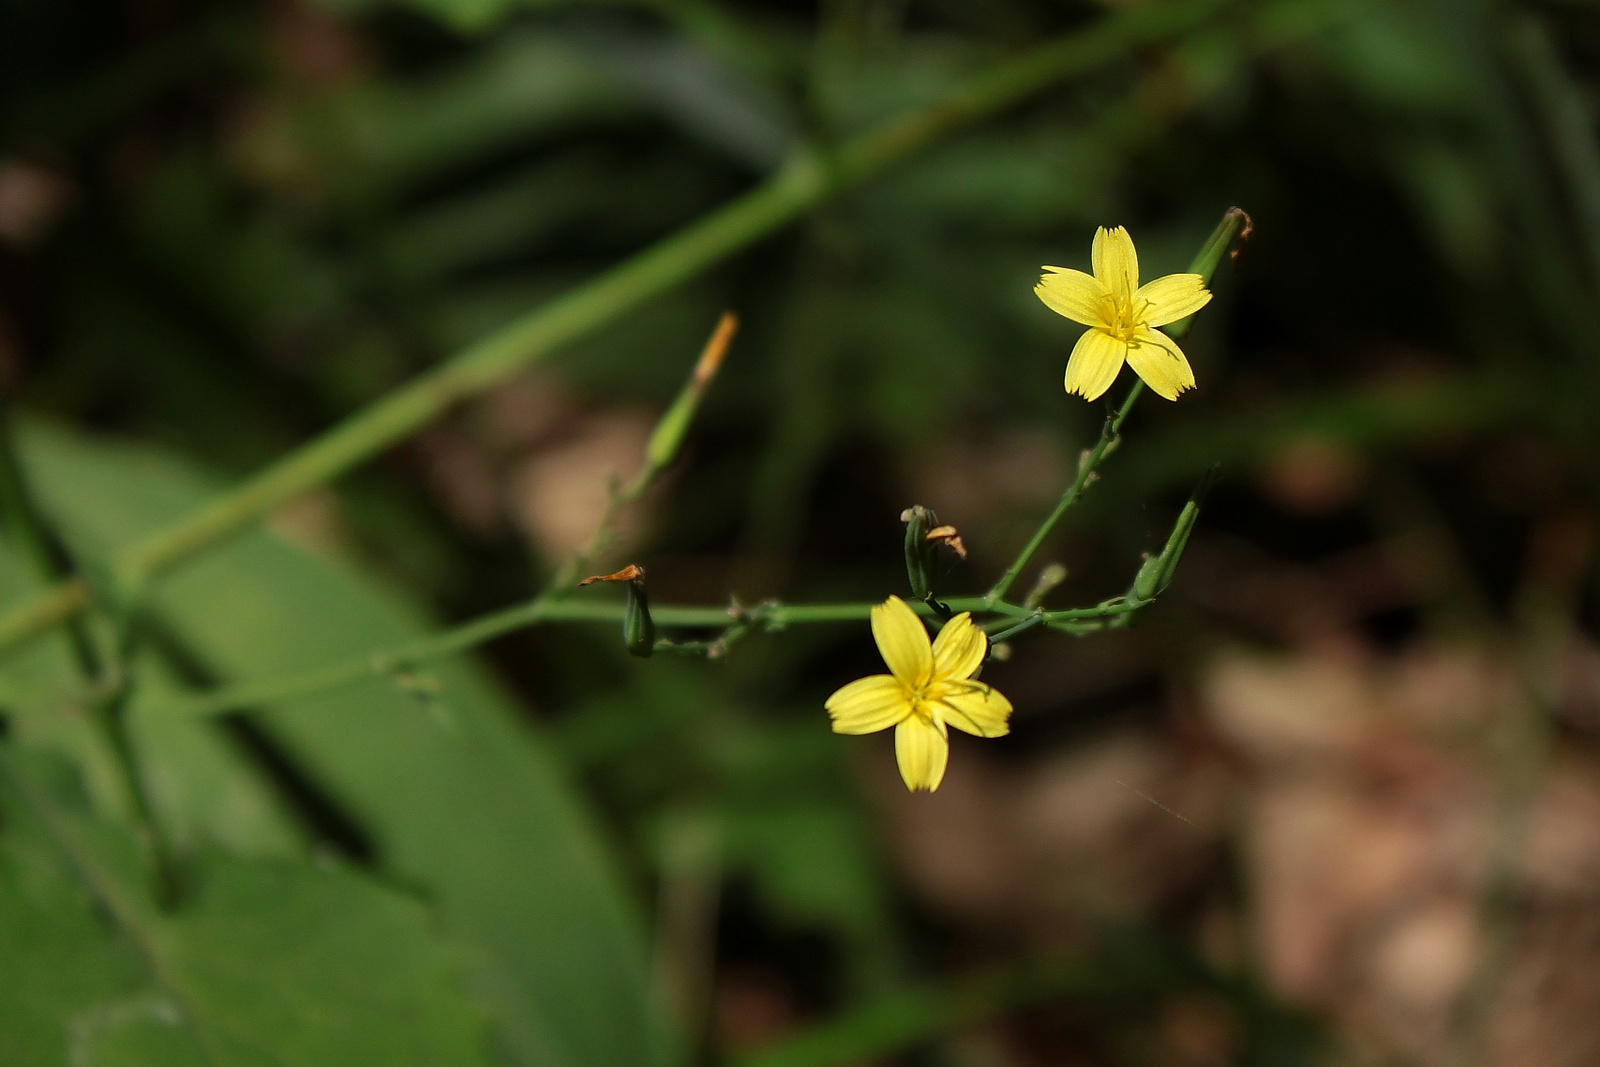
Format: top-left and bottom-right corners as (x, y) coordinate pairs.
(902, 680), (944, 722)
(1099, 294), (1148, 342)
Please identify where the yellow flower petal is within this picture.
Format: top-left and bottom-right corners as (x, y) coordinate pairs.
(1126, 327), (1196, 401)
(930, 612), (986, 681)
(1063, 328), (1126, 401)
(1134, 273), (1211, 327)
(871, 595), (932, 687)
(936, 682), (1012, 738)
(1091, 225), (1138, 300)
(825, 674), (909, 735)
(894, 716), (949, 792)
(1035, 268), (1108, 327)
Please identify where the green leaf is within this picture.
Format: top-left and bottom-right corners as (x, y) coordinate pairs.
(8, 424), (660, 1067)
(0, 787), (198, 1066)
(164, 854), (493, 1065)
(0, 755), (494, 1066)
(0, 510), (301, 864)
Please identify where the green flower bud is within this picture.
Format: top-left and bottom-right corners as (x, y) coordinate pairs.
(624, 578), (655, 658)
(901, 505), (937, 601)
(1128, 465), (1218, 603)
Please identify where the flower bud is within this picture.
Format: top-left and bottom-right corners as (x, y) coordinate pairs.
(900, 505), (937, 601)
(623, 578), (656, 658)
(1131, 552), (1166, 602)
(1129, 465), (1218, 603)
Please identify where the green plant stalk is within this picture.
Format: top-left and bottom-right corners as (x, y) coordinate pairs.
(87, 678), (182, 908)
(151, 425), (1203, 718)
(547, 312), (740, 597)
(1163, 206), (1250, 340)
(161, 586), (1161, 720)
(986, 381), (1145, 605)
(642, 311), (739, 478)
(153, 365), (1204, 720)
(0, 0), (1229, 656)
(1129, 463), (1218, 600)
(983, 205), (1250, 604)
(0, 413), (177, 901)
(0, 410), (100, 678)
(1021, 562), (1068, 610)
(983, 613), (1047, 644)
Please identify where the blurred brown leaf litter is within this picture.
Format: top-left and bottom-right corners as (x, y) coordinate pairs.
(830, 594), (1600, 1064)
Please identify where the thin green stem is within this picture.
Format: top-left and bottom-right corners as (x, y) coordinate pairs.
(653, 621), (750, 658)
(0, 413), (177, 901)
(1021, 562), (1068, 610)
(982, 203), (1250, 607)
(1044, 618), (1109, 635)
(1043, 597), (1145, 621)
(983, 613), (1046, 644)
(88, 673), (182, 908)
(0, 410), (100, 678)
(549, 312), (739, 595)
(160, 589), (1149, 718)
(986, 382), (1144, 605)
(0, 0), (1228, 656)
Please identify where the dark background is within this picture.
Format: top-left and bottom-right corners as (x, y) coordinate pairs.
(6, 0), (1600, 1063)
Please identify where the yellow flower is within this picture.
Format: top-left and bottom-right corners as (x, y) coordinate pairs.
(825, 595), (1013, 792)
(1034, 225), (1212, 401)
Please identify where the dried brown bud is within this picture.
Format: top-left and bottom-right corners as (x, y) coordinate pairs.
(1231, 209), (1254, 263)
(924, 525), (968, 560)
(579, 564), (645, 586)
(694, 312), (739, 388)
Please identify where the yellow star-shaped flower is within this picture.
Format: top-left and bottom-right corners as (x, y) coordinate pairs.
(1035, 225), (1212, 401)
(825, 596), (1013, 792)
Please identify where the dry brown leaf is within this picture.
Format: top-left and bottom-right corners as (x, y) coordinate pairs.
(578, 564), (644, 586)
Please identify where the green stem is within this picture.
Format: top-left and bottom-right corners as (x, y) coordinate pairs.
(0, 411), (100, 678)
(548, 312), (738, 595)
(163, 590), (1148, 718)
(982, 203), (1250, 606)
(88, 675), (182, 908)
(983, 613), (1046, 644)
(117, 160), (825, 599)
(1041, 597), (1145, 621)
(986, 382), (1145, 605)
(0, 414), (177, 901)
(0, 0), (1227, 656)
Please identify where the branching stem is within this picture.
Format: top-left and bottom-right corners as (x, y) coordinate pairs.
(0, 0), (1227, 658)
(986, 382), (1145, 605)
(163, 591), (1157, 718)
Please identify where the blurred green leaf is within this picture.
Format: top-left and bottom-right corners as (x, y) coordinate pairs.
(0, 515), (301, 864)
(0, 755), (493, 1066)
(162, 853), (493, 1064)
(720, 797), (898, 988)
(6, 424), (660, 1067)
(0, 787), (200, 1066)
(319, 30), (633, 198)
